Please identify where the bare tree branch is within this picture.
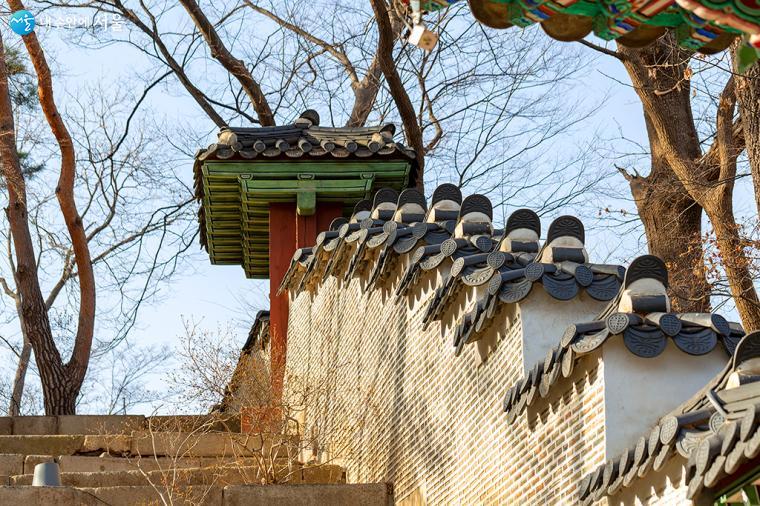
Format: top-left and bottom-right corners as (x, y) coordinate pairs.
(178, 0), (275, 125)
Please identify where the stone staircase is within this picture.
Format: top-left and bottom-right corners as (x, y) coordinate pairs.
(0, 415), (391, 505)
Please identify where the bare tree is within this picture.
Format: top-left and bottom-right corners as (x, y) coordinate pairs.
(37, 1), (598, 193)
(0, 18), (199, 415)
(0, 0), (100, 414)
(583, 35), (759, 328)
(166, 319), (245, 412)
(0, 77), (198, 415)
(736, 61), (760, 216)
(78, 343), (172, 414)
(15, 0), (611, 413)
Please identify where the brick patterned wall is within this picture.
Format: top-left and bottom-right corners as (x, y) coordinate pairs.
(612, 458), (689, 506)
(284, 276), (608, 504)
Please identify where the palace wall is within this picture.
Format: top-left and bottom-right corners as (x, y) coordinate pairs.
(285, 276), (608, 504)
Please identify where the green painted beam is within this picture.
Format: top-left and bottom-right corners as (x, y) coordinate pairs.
(199, 159), (412, 278)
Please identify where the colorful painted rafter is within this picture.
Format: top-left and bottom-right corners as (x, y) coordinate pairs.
(466, 0), (759, 50)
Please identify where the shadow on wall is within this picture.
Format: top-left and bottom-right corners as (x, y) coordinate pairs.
(382, 287), (456, 505)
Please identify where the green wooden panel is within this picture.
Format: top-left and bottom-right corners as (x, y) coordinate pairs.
(199, 158), (411, 278)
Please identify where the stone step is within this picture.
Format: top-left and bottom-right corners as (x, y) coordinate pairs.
(0, 432), (298, 458)
(79, 485), (224, 505)
(0, 414), (241, 436)
(12, 465), (285, 487)
(0, 486), (103, 505)
(145, 415), (241, 433)
(55, 454), (288, 473)
(0, 452), (293, 476)
(0, 454), (23, 476)
(10, 463), (344, 487)
(0, 482), (388, 506)
(223, 483), (393, 506)
(130, 431), (299, 458)
(0, 436), (85, 456)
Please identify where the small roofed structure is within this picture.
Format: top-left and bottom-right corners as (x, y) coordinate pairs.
(193, 111), (417, 401)
(193, 110), (418, 279)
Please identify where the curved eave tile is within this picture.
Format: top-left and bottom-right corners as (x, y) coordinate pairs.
(450, 263), (623, 344)
(502, 314), (744, 424)
(579, 332), (760, 504)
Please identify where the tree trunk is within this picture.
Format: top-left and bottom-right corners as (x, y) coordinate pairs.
(9, 342), (31, 416)
(708, 194), (760, 331)
(347, 59), (384, 128)
(369, 0), (425, 190)
(1, 12), (94, 415)
(178, 0), (275, 126)
(8, 298), (32, 416)
(618, 41), (710, 312)
(626, 165), (709, 312)
(735, 62), (760, 215)
(10, 0), (97, 413)
(619, 35), (760, 329)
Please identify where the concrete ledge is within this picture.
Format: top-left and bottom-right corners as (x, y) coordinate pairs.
(58, 415), (145, 435)
(222, 483), (394, 506)
(12, 417), (56, 435)
(0, 486), (102, 505)
(6, 415), (241, 436)
(81, 434), (132, 454)
(0, 436), (84, 456)
(146, 415), (241, 433)
(130, 432), (297, 458)
(56, 455), (288, 473)
(0, 454), (23, 475)
(11, 465), (299, 487)
(0, 432), (296, 458)
(81, 485), (223, 505)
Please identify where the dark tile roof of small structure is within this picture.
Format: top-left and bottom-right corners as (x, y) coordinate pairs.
(193, 110), (418, 254)
(279, 185), (625, 350)
(195, 119), (416, 168)
(579, 331), (760, 504)
(242, 310), (270, 354)
(503, 256), (745, 423)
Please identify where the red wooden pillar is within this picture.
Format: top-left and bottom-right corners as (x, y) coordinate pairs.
(268, 203), (295, 404)
(268, 201), (344, 403)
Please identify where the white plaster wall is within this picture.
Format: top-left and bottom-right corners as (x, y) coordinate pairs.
(602, 338), (728, 457)
(519, 288), (608, 375)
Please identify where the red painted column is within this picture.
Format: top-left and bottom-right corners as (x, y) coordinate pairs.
(296, 211), (318, 249)
(268, 203), (296, 404)
(268, 201), (344, 403)
(316, 202), (344, 234)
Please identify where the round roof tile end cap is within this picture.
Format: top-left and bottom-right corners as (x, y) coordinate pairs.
(296, 109), (320, 127)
